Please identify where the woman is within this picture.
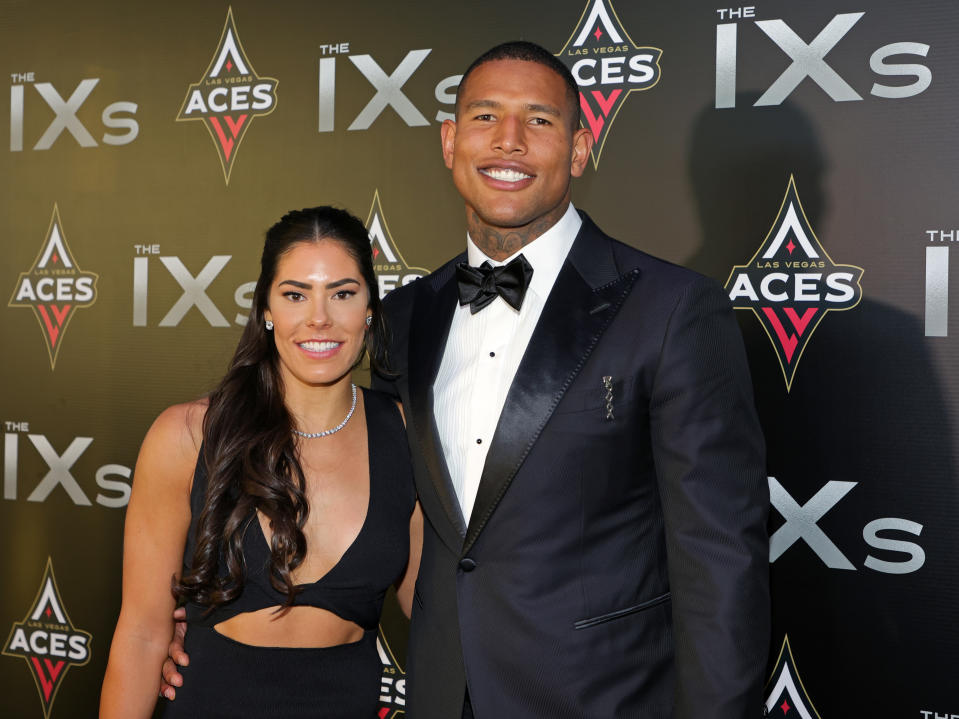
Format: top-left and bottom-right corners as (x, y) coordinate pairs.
(100, 207), (422, 718)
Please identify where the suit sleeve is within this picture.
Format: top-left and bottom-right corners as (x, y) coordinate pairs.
(647, 276), (770, 718)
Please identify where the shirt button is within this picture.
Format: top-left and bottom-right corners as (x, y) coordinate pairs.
(476, 438), (482, 444)
(459, 558), (477, 572)
(489, 351), (496, 357)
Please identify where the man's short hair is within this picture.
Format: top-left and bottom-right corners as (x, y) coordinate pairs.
(456, 41), (582, 131)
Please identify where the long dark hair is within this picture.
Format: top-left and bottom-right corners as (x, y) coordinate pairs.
(173, 206), (389, 609)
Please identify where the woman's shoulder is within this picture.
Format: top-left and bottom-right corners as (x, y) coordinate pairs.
(361, 386), (393, 404)
(361, 388), (411, 493)
(139, 399), (208, 475)
(152, 399), (207, 444)
(361, 387), (405, 424)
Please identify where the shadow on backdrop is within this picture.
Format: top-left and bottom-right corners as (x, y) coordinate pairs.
(686, 93), (957, 715)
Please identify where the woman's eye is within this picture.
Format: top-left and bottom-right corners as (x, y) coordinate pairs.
(334, 289), (357, 300)
(283, 291), (305, 301)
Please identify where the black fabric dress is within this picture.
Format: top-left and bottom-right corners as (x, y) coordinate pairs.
(160, 389), (415, 719)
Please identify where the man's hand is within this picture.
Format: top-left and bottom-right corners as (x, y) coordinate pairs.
(159, 607), (189, 700)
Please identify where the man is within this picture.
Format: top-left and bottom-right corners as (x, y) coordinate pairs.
(164, 41), (770, 717)
(373, 42), (769, 717)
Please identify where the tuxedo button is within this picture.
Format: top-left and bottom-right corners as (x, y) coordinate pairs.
(459, 558), (477, 572)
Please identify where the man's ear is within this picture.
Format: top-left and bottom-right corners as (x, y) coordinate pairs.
(570, 127), (594, 178)
(440, 119), (457, 170)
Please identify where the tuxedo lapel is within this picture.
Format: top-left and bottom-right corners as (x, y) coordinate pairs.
(407, 257), (469, 543)
(464, 218), (640, 552)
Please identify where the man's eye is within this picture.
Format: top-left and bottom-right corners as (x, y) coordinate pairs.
(530, 117), (551, 126)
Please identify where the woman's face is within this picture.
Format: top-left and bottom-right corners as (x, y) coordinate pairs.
(263, 240), (371, 391)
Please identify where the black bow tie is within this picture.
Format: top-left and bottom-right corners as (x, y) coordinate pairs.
(456, 254), (534, 314)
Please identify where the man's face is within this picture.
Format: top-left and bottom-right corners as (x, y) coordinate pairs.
(441, 59), (592, 238)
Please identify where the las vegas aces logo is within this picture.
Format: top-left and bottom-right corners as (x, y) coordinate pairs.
(366, 190), (428, 299)
(764, 636), (822, 718)
(177, 7), (278, 184)
(724, 176), (863, 390)
(3, 559), (92, 719)
(555, 0), (662, 169)
(8, 205), (98, 369)
(376, 626), (406, 717)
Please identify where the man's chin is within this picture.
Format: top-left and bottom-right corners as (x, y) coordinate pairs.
(470, 206), (538, 234)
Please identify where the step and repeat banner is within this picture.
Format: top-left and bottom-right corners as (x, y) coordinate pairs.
(2, 0), (957, 717)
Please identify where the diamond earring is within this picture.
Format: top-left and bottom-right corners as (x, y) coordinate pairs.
(366, 316), (372, 327)
(265, 320), (274, 330)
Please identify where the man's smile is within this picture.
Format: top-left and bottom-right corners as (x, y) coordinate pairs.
(480, 167), (533, 183)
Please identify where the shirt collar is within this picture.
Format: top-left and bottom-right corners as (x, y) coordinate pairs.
(465, 203), (582, 299)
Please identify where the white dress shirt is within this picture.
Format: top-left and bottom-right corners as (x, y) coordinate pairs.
(433, 203), (582, 522)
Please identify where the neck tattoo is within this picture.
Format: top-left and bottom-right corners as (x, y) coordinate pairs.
(467, 208), (564, 261)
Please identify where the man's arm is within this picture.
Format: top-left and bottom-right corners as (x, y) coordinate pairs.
(158, 607), (188, 700)
(648, 276), (770, 718)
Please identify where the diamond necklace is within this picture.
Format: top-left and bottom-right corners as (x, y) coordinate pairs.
(292, 383), (357, 439)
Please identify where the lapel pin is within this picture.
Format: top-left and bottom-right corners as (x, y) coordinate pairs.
(602, 376), (614, 420)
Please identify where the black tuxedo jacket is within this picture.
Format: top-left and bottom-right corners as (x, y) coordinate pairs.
(375, 213), (770, 718)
